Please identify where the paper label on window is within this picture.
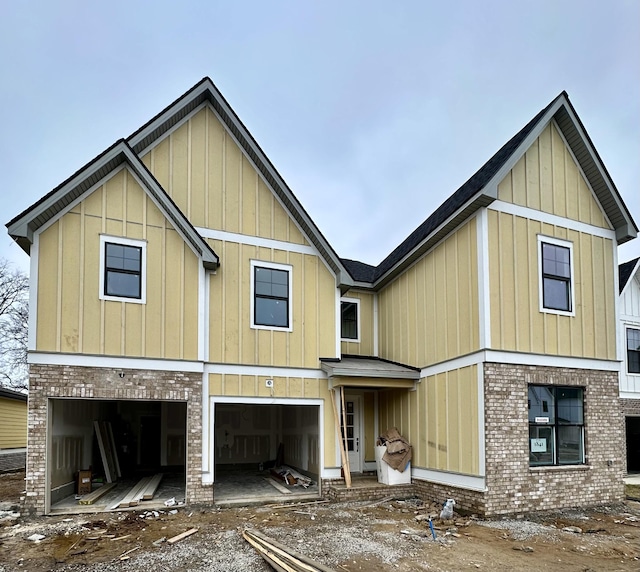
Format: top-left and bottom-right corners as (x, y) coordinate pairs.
(535, 417), (549, 423)
(530, 438), (547, 452)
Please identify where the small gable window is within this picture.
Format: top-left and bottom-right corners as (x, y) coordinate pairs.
(341, 298), (360, 341)
(99, 235), (146, 304)
(628, 328), (640, 374)
(251, 261), (292, 330)
(538, 236), (574, 315)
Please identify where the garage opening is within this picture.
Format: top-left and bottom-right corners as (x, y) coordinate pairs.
(626, 416), (640, 473)
(48, 398), (187, 514)
(213, 402), (321, 504)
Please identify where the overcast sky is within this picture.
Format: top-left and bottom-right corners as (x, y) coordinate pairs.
(1, 1), (638, 276)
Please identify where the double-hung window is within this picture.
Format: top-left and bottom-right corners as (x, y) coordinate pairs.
(99, 235), (146, 303)
(251, 261), (292, 330)
(528, 385), (584, 466)
(538, 236), (574, 315)
(627, 328), (640, 374)
(340, 298), (360, 342)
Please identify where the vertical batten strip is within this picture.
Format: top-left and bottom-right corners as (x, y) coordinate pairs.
(55, 217), (63, 353)
(78, 201), (85, 353)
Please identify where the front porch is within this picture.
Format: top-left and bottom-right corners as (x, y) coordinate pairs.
(323, 473), (415, 503)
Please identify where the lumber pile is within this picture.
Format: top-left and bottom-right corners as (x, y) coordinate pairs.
(242, 529), (336, 572)
(108, 474), (164, 509)
(78, 482), (117, 505)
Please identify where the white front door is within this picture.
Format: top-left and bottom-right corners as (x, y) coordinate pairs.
(342, 394), (362, 473)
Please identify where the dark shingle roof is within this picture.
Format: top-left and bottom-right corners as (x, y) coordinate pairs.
(340, 259), (377, 283)
(619, 257), (640, 294)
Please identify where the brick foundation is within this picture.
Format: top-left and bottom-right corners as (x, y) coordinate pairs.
(26, 364), (212, 515)
(483, 362), (624, 515)
(621, 398), (640, 416)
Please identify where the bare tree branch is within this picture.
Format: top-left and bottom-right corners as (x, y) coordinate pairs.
(0, 258), (29, 390)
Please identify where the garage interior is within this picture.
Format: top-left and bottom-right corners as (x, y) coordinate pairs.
(626, 416), (640, 473)
(49, 398), (187, 514)
(213, 402), (321, 504)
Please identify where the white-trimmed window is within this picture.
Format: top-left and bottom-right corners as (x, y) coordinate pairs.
(528, 385), (584, 466)
(538, 235), (574, 315)
(340, 297), (360, 342)
(250, 260), (292, 331)
(627, 327), (640, 374)
(99, 235), (147, 304)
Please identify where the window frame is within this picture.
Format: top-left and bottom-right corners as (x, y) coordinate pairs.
(537, 235), (575, 317)
(99, 235), (147, 304)
(250, 260), (293, 331)
(626, 326), (640, 375)
(340, 297), (361, 342)
(528, 384), (585, 467)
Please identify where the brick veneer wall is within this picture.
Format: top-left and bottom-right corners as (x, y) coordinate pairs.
(26, 364), (212, 515)
(412, 480), (486, 515)
(621, 398), (640, 416)
(483, 362), (624, 515)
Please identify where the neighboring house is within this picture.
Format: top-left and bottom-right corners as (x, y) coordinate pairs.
(619, 257), (640, 472)
(6, 78), (637, 516)
(0, 387), (27, 472)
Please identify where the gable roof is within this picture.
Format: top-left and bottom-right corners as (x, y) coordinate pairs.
(6, 140), (219, 269)
(125, 77), (353, 291)
(619, 257), (640, 295)
(346, 92), (638, 289)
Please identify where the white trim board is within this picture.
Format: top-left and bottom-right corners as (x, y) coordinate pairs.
(412, 468), (486, 492)
(28, 352), (205, 373)
(204, 363), (327, 379)
(488, 200), (616, 240)
(420, 349), (620, 378)
(196, 227), (316, 256)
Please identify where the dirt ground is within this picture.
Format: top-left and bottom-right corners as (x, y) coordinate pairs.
(1, 471), (640, 571)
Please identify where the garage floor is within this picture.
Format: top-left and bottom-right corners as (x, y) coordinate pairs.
(213, 468), (320, 506)
(50, 474), (185, 515)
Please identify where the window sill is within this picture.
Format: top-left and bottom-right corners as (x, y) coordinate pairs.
(529, 464), (588, 472)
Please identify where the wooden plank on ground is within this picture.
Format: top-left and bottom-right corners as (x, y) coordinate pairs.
(78, 482), (117, 505)
(127, 476), (152, 506)
(329, 389), (351, 488)
(111, 477), (151, 509)
(167, 528), (198, 544)
(244, 529), (336, 572)
(141, 473), (164, 500)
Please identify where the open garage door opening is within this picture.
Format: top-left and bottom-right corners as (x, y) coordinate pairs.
(626, 416), (640, 474)
(48, 398), (187, 514)
(213, 402), (321, 505)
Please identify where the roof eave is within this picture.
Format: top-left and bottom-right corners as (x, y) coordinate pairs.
(7, 141), (219, 269)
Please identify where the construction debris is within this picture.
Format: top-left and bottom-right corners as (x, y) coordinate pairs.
(243, 528), (336, 572)
(269, 466), (314, 488)
(167, 528), (198, 544)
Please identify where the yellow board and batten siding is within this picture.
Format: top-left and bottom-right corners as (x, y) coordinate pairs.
(340, 290), (376, 356)
(378, 365), (479, 476)
(377, 218), (480, 368)
(141, 105), (337, 368)
(0, 397), (27, 449)
(140, 106), (309, 246)
(489, 123), (616, 359)
(36, 168), (200, 359)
